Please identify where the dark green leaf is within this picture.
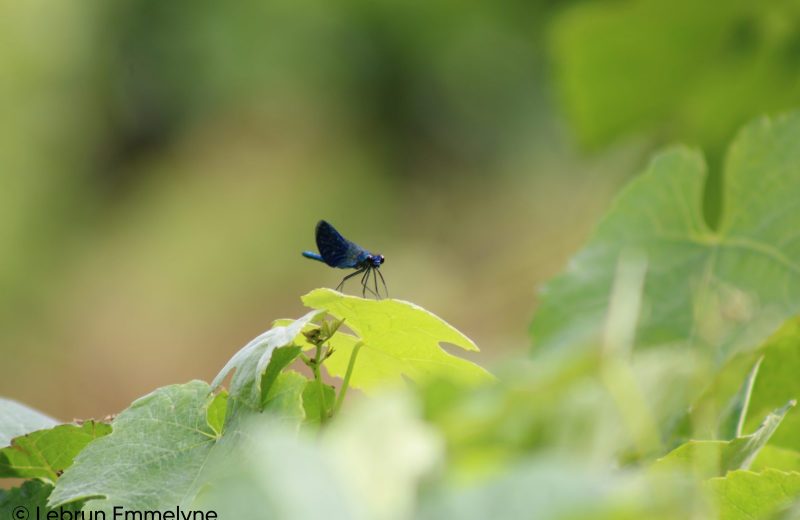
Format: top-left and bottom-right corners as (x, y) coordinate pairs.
(0, 480), (82, 519)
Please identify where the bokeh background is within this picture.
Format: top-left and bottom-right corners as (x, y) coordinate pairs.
(2, 0), (799, 420)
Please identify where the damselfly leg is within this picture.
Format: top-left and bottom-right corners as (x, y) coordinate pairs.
(376, 268), (388, 297)
(358, 268), (376, 298)
(337, 267), (366, 291)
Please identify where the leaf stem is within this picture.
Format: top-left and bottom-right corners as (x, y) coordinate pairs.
(333, 341), (363, 415)
(313, 343), (328, 425)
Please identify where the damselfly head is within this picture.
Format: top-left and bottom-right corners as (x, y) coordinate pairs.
(367, 254), (384, 268)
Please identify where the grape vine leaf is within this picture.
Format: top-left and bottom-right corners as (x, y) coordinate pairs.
(0, 481), (82, 518)
(323, 394), (443, 520)
(654, 401), (795, 478)
(0, 398), (58, 446)
(195, 419), (356, 520)
(259, 345), (302, 406)
(752, 446), (800, 473)
(674, 317), (800, 442)
(49, 310), (326, 512)
(744, 318), (800, 451)
(212, 310), (320, 413)
(261, 371), (306, 426)
(205, 390), (227, 436)
(532, 113), (800, 362)
(302, 288), (493, 393)
(49, 381), (226, 511)
(49, 376), (307, 513)
(198, 394), (440, 520)
(0, 421), (111, 482)
(706, 469), (800, 520)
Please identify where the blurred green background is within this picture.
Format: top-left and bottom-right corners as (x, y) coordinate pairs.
(2, 0), (799, 420)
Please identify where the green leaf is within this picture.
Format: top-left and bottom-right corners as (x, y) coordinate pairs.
(302, 289), (492, 393)
(0, 398), (57, 446)
(259, 345), (302, 406)
(718, 355), (763, 440)
(676, 319), (799, 441)
(0, 480), (82, 519)
(302, 381), (335, 427)
(550, 0), (800, 154)
(655, 401), (795, 478)
(194, 420), (356, 520)
(323, 394), (443, 520)
(49, 381), (225, 511)
(417, 350), (706, 474)
(0, 421), (111, 482)
(212, 310), (320, 413)
(532, 113), (800, 363)
(205, 390), (228, 436)
(745, 318), (800, 451)
(706, 469), (800, 520)
(198, 393), (441, 520)
(419, 460), (706, 520)
(752, 446), (800, 473)
(261, 371), (307, 425)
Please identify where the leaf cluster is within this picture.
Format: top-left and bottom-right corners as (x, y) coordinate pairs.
(4, 112), (800, 519)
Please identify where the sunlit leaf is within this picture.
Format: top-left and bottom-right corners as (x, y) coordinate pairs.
(205, 390), (228, 436)
(706, 469), (800, 520)
(752, 446), (800, 473)
(745, 318), (800, 451)
(302, 288), (492, 393)
(655, 401), (795, 478)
